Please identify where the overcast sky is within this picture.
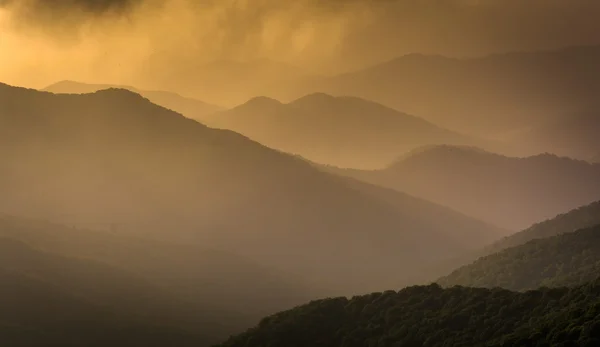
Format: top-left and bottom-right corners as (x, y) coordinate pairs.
(2, 0), (600, 87)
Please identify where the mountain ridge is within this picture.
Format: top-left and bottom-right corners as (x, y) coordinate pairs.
(210, 93), (479, 169)
(329, 145), (600, 229)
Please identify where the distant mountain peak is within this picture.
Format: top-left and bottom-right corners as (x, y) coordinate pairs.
(235, 96), (283, 110)
(92, 87), (147, 101)
(292, 92), (336, 103)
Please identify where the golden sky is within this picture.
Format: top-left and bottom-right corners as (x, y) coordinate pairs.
(2, 0), (600, 89)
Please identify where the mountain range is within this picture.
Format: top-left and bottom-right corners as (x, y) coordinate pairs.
(208, 93), (478, 168)
(329, 145), (600, 230)
(273, 45), (600, 156)
(0, 82), (505, 296)
(438, 224), (600, 291)
(44, 80), (222, 122)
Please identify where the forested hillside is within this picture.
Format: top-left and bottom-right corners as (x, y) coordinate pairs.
(488, 200), (600, 253)
(0, 238), (215, 347)
(438, 225), (600, 291)
(217, 280), (600, 347)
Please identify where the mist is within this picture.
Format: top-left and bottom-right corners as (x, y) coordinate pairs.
(3, 0), (600, 93)
(2, 1), (600, 346)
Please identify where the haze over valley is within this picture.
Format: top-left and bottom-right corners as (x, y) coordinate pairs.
(2, 0), (600, 346)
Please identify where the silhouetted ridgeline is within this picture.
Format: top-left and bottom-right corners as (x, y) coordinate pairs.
(210, 93), (477, 169)
(278, 45), (600, 146)
(487, 200), (600, 253)
(329, 145), (600, 230)
(44, 80), (222, 122)
(0, 82), (504, 297)
(216, 280), (600, 347)
(438, 224), (600, 291)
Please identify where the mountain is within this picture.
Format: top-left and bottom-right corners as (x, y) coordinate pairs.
(216, 280), (600, 347)
(330, 145), (600, 230)
(488, 200), (600, 253)
(44, 80), (222, 122)
(408, 200), (600, 286)
(0, 215), (311, 325)
(0, 82), (504, 295)
(158, 59), (321, 107)
(438, 225), (600, 291)
(0, 237), (215, 347)
(276, 45), (600, 141)
(209, 93), (478, 168)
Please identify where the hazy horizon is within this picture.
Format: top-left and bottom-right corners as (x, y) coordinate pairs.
(2, 1), (600, 346)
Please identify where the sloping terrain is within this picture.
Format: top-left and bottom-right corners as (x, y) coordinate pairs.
(44, 80), (222, 122)
(278, 45), (600, 143)
(216, 280), (600, 347)
(0, 82), (503, 295)
(210, 93), (475, 168)
(438, 225), (600, 291)
(0, 238), (215, 347)
(331, 145), (600, 230)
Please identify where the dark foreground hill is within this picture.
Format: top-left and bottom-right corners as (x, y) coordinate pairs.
(44, 80), (222, 122)
(438, 224), (600, 291)
(0, 82), (504, 296)
(0, 238), (215, 347)
(413, 200), (600, 285)
(0, 215), (311, 328)
(331, 145), (600, 230)
(210, 93), (476, 168)
(216, 280), (600, 347)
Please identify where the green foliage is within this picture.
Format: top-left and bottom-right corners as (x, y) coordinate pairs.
(438, 225), (600, 291)
(216, 280), (600, 347)
(488, 201), (600, 253)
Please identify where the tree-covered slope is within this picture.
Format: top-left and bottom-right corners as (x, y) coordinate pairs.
(216, 280), (600, 347)
(0, 238), (215, 347)
(438, 225), (600, 291)
(487, 200), (600, 253)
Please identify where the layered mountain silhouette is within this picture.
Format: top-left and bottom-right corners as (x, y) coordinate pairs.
(330, 145), (600, 230)
(0, 82), (504, 295)
(487, 200), (600, 254)
(0, 237), (216, 347)
(209, 93), (478, 168)
(0, 215), (311, 326)
(217, 280), (600, 347)
(413, 200), (600, 285)
(276, 45), (600, 143)
(44, 80), (222, 122)
(438, 224), (600, 291)
(157, 59), (320, 107)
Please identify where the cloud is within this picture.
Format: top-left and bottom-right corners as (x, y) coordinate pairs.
(1, 0), (600, 90)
